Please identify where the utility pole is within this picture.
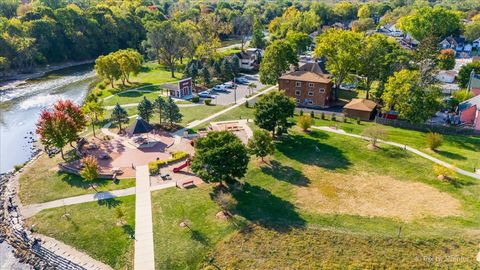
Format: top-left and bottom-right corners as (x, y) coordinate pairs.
(233, 75), (237, 104)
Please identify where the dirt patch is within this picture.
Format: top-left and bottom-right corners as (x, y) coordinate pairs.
(296, 166), (463, 221)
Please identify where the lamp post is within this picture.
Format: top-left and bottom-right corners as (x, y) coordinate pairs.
(233, 75), (237, 104)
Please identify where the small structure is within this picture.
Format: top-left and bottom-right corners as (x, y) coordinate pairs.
(161, 77), (192, 98)
(126, 116), (152, 135)
(439, 36), (459, 50)
(459, 95), (480, 131)
(278, 62), (333, 108)
(343, 98), (377, 121)
(436, 70), (457, 83)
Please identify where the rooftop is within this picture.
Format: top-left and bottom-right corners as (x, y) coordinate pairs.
(279, 70), (332, 84)
(343, 98), (377, 112)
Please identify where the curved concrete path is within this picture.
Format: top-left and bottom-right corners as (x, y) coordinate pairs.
(312, 126), (480, 180)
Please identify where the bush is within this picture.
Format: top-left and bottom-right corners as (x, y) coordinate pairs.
(148, 151), (189, 175)
(331, 113), (336, 121)
(204, 98), (212, 105)
(97, 81), (106, 90)
(14, 163), (25, 171)
(356, 118), (361, 124)
(191, 96), (200, 103)
(362, 125), (387, 147)
(298, 115), (313, 131)
(310, 110), (315, 118)
(343, 117), (347, 123)
(245, 101), (249, 108)
(300, 110), (304, 116)
(433, 164), (455, 181)
(321, 112), (325, 120)
(426, 132), (443, 150)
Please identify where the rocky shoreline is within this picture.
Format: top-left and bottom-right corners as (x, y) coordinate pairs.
(0, 152), (88, 270)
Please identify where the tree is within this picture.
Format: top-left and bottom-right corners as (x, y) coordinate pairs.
(214, 191), (237, 216)
(250, 16), (266, 49)
(464, 22), (480, 42)
(381, 69), (441, 123)
(397, 6), (461, 41)
(231, 13), (253, 51)
(297, 115), (313, 132)
(116, 49), (142, 85)
(220, 58), (233, 81)
(137, 97), (154, 123)
(247, 82), (256, 96)
(164, 96), (182, 126)
(201, 67), (211, 85)
(231, 55), (240, 76)
(36, 100), (86, 160)
(426, 132), (443, 150)
(333, 2), (357, 22)
(357, 5), (371, 19)
(82, 95), (105, 137)
(314, 29), (362, 100)
(153, 96), (166, 125)
(351, 18), (376, 32)
(254, 91), (296, 137)
(458, 62), (480, 88)
(247, 129), (274, 162)
(358, 33), (408, 99)
(80, 155), (99, 191)
(452, 89), (474, 103)
(95, 54), (121, 88)
(361, 126), (387, 148)
(437, 49), (455, 70)
(111, 103), (129, 131)
(259, 40), (297, 85)
(143, 21), (183, 78)
(285, 31), (312, 55)
(190, 131), (249, 185)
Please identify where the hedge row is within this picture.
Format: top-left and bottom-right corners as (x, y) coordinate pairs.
(148, 151), (189, 175)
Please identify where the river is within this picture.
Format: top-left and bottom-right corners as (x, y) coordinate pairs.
(0, 64), (95, 269)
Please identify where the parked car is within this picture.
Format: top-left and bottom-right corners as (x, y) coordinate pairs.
(340, 83), (356, 90)
(224, 81), (235, 88)
(235, 77), (248, 84)
(213, 84), (228, 92)
(198, 90), (215, 98)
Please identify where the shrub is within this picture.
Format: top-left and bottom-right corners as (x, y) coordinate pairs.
(321, 112), (325, 120)
(362, 125), (387, 148)
(14, 163), (25, 171)
(299, 110), (304, 116)
(97, 81), (106, 90)
(191, 96), (200, 103)
(245, 101), (249, 108)
(426, 132), (443, 150)
(356, 117), (361, 124)
(433, 164), (455, 181)
(310, 110), (315, 118)
(148, 151), (189, 174)
(298, 115), (313, 131)
(204, 98), (212, 105)
(331, 113), (336, 121)
(343, 117), (347, 123)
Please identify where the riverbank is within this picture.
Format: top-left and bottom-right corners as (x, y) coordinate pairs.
(0, 60), (95, 88)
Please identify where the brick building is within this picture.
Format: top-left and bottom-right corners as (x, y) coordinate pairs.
(278, 62), (333, 108)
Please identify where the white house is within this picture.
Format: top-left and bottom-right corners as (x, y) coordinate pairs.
(436, 70), (457, 83)
(377, 23), (404, 37)
(439, 36), (458, 50)
(234, 48), (262, 71)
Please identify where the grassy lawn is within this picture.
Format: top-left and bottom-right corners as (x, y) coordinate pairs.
(151, 186), (238, 270)
(194, 104), (255, 130)
(19, 154), (135, 205)
(221, 48), (241, 56)
(26, 196), (135, 269)
(103, 88), (166, 107)
(310, 116), (480, 172)
(96, 63), (183, 98)
(220, 37), (242, 47)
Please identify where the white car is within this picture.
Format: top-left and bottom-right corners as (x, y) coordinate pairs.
(224, 81), (235, 88)
(235, 77), (248, 84)
(213, 85), (227, 92)
(198, 90), (214, 98)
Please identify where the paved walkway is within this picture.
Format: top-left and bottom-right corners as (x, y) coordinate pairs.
(312, 126), (480, 180)
(134, 165), (155, 270)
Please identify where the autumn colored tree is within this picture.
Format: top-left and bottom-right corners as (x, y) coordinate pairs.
(80, 155), (99, 191)
(437, 49), (455, 70)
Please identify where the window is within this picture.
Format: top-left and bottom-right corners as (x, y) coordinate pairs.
(309, 83), (314, 87)
(319, 88), (325, 93)
(308, 91), (314, 96)
(296, 98), (300, 103)
(304, 99), (314, 105)
(296, 81), (302, 87)
(295, 90), (301, 96)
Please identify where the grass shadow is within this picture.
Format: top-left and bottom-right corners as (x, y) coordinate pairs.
(96, 196), (122, 208)
(232, 182), (305, 232)
(309, 130), (330, 140)
(260, 160), (310, 186)
(436, 150), (467, 161)
(122, 224), (135, 239)
(190, 229), (210, 246)
(60, 173), (114, 190)
(276, 134), (351, 170)
(380, 146), (411, 159)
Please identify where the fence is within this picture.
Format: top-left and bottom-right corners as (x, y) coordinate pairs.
(374, 117), (478, 136)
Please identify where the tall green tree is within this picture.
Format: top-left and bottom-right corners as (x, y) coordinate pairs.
(285, 31), (312, 55)
(259, 40), (297, 85)
(153, 96), (166, 125)
(247, 129), (275, 162)
(457, 61), (480, 88)
(254, 91), (296, 137)
(250, 16), (266, 49)
(190, 131), (249, 185)
(201, 67), (211, 85)
(95, 54), (121, 88)
(381, 69), (440, 123)
(111, 103), (129, 131)
(464, 22), (480, 42)
(314, 29), (363, 100)
(82, 96), (105, 138)
(164, 97), (182, 126)
(137, 97), (154, 123)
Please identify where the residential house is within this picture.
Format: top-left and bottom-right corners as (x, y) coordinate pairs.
(278, 62), (333, 108)
(377, 23), (404, 37)
(473, 38), (480, 49)
(468, 71), (480, 96)
(234, 48), (262, 71)
(439, 36), (458, 50)
(436, 70), (457, 83)
(459, 95), (480, 131)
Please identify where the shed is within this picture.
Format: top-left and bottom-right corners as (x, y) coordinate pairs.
(343, 98), (377, 121)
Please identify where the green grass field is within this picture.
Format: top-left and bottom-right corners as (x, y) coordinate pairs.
(19, 154), (135, 205)
(26, 196), (135, 269)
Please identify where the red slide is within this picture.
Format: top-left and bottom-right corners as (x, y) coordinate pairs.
(173, 159), (191, 173)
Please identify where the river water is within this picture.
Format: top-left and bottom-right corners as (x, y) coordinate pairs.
(0, 64), (95, 269)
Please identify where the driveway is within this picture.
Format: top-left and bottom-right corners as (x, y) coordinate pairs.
(206, 74), (266, 105)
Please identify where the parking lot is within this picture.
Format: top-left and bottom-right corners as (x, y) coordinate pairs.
(200, 74), (266, 105)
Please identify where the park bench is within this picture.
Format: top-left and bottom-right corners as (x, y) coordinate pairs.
(180, 180), (195, 189)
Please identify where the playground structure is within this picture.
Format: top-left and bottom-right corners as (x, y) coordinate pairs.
(173, 159), (191, 173)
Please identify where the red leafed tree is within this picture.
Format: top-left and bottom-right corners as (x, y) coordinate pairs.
(36, 100), (86, 160)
